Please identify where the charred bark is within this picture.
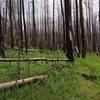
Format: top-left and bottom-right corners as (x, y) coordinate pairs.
(64, 0), (74, 62)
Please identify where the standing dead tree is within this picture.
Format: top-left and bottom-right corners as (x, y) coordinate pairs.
(52, 0), (55, 50)
(9, 0), (14, 49)
(75, 0), (81, 57)
(0, 7), (5, 57)
(79, 0), (86, 58)
(22, 0), (28, 53)
(64, 0), (74, 62)
(60, 0), (66, 52)
(19, 0), (23, 52)
(32, 0), (36, 48)
(99, 0), (100, 52)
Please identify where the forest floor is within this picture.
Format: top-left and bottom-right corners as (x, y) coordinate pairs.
(0, 50), (100, 100)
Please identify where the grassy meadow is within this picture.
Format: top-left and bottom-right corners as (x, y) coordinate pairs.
(0, 50), (100, 100)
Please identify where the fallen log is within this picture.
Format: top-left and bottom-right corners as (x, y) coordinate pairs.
(0, 58), (46, 62)
(0, 58), (69, 62)
(0, 75), (48, 90)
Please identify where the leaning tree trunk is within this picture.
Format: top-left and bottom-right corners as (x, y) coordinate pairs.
(64, 0), (74, 62)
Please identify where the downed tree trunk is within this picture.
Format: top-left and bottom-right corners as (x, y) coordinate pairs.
(0, 75), (48, 90)
(0, 58), (47, 62)
(0, 58), (69, 62)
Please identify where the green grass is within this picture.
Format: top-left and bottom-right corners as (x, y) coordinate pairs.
(5, 49), (66, 59)
(74, 53), (100, 76)
(0, 50), (100, 100)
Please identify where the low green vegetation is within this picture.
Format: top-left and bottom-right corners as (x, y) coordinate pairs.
(0, 50), (100, 100)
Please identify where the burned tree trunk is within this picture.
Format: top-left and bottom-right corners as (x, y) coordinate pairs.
(0, 7), (5, 57)
(22, 0), (28, 53)
(99, 0), (100, 52)
(60, 0), (66, 52)
(79, 0), (86, 58)
(75, 0), (80, 57)
(64, 0), (74, 62)
(9, 0), (14, 49)
(32, 0), (36, 48)
(52, 0), (55, 50)
(19, 0), (23, 51)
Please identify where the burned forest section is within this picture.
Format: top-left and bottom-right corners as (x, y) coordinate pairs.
(0, 0), (100, 100)
(0, 0), (99, 57)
